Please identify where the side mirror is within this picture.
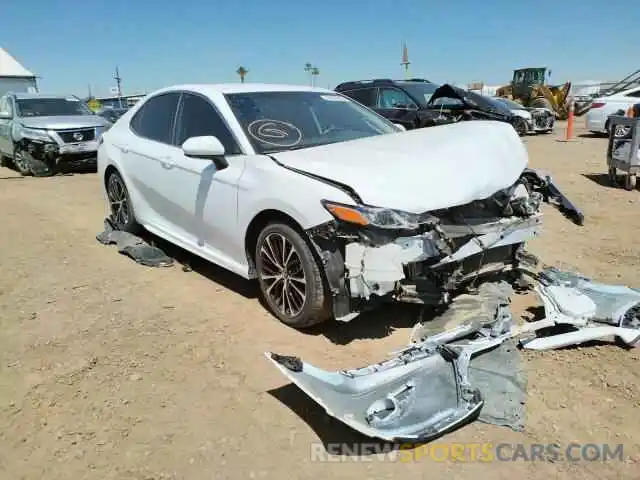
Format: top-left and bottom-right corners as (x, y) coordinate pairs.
(394, 123), (406, 131)
(0, 111), (12, 120)
(182, 135), (229, 170)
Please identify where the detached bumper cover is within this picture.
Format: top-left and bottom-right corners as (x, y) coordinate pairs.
(266, 282), (518, 442)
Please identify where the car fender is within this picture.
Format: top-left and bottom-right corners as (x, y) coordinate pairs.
(236, 155), (356, 238)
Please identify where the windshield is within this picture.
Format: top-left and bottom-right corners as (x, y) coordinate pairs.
(494, 97), (525, 110)
(225, 91), (398, 154)
(16, 97), (93, 117)
(396, 82), (439, 106)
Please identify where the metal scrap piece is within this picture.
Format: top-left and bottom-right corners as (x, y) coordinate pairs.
(96, 218), (174, 268)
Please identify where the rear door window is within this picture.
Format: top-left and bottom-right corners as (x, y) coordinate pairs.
(130, 93), (180, 144)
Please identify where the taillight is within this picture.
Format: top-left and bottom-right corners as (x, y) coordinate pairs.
(591, 102), (606, 109)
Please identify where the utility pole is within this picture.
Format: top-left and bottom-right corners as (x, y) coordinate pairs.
(401, 42), (410, 79)
(114, 66), (123, 108)
(87, 83), (92, 99)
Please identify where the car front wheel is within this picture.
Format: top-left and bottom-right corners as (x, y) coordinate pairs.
(255, 223), (331, 328)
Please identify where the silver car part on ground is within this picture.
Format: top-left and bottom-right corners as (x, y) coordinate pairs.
(266, 270), (640, 442)
(519, 267), (640, 350)
(265, 281), (525, 442)
(96, 218), (174, 267)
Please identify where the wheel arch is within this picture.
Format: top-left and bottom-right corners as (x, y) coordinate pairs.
(103, 164), (120, 191)
(244, 209), (308, 275)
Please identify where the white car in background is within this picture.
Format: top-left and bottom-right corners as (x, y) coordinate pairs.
(585, 85), (640, 135)
(97, 83), (550, 329)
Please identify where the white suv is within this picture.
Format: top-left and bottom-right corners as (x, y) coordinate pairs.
(585, 85), (640, 135)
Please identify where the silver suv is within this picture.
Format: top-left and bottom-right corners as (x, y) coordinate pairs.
(0, 92), (111, 176)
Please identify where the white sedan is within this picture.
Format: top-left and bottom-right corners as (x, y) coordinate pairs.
(98, 83), (545, 329)
(585, 85), (640, 135)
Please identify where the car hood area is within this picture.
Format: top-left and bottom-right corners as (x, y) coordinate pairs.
(19, 115), (110, 130)
(271, 120), (528, 213)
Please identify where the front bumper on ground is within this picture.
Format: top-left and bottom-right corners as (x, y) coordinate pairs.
(266, 268), (639, 443)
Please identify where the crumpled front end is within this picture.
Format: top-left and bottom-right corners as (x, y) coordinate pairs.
(529, 108), (555, 132)
(306, 169), (583, 321)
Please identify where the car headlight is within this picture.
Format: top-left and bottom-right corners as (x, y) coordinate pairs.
(322, 200), (423, 230)
(18, 126), (54, 142)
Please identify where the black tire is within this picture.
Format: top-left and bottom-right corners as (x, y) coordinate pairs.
(13, 148), (55, 177)
(105, 170), (141, 232)
(255, 223), (331, 328)
(512, 117), (528, 136)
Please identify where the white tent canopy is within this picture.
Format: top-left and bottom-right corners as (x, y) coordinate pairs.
(0, 47), (35, 77)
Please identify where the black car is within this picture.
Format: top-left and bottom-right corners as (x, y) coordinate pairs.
(335, 79), (524, 135)
(96, 107), (129, 124)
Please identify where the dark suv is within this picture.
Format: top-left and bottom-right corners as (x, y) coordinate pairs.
(335, 79), (439, 130)
(336, 78), (523, 134)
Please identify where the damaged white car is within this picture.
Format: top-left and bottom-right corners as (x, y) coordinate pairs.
(97, 84), (582, 328)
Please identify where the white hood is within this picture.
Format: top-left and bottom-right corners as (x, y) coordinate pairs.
(272, 121), (528, 213)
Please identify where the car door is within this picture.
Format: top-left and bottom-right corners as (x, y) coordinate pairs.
(0, 96), (14, 157)
(341, 87), (377, 109)
(376, 87), (419, 129)
(163, 91), (246, 267)
(120, 91), (181, 232)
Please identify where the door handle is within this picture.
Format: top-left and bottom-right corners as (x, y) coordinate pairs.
(160, 156), (174, 169)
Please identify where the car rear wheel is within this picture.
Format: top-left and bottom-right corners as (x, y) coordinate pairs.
(106, 170), (140, 232)
(255, 223), (330, 328)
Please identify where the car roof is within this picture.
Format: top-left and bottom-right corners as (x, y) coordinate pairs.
(335, 79), (435, 90)
(11, 92), (79, 100)
(150, 83), (334, 97)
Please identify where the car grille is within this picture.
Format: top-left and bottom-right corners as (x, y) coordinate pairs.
(56, 128), (96, 143)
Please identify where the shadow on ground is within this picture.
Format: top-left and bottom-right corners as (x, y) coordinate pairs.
(314, 303), (429, 345)
(581, 173), (618, 189)
(140, 231), (259, 300)
(578, 133), (607, 139)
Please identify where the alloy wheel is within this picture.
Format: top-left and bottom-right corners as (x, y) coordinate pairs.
(107, 174), (130, 226)
(13, 150), (31, 175)
(258, 233), (307, 318)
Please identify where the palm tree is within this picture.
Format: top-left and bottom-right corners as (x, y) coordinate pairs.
(236, 66), (248, 83)
(304, 62), (313, 85)
(310, 67), (320, 87)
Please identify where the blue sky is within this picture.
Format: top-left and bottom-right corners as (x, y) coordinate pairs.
(3, 0), (638, 97)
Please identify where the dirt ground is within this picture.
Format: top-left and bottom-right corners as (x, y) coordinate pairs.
(0, 122), (638, 480)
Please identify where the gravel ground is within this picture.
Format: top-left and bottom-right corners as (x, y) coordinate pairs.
(0, 122), (638, 479)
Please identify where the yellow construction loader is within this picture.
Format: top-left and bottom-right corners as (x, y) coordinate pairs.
(496, 68), (590, 120)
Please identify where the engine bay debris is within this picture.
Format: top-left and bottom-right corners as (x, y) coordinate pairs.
(96, 218), (174, 267)
(266, 269), (638, 442)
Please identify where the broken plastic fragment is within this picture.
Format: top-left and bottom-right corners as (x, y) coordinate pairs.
(521, 267), (640, 350)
